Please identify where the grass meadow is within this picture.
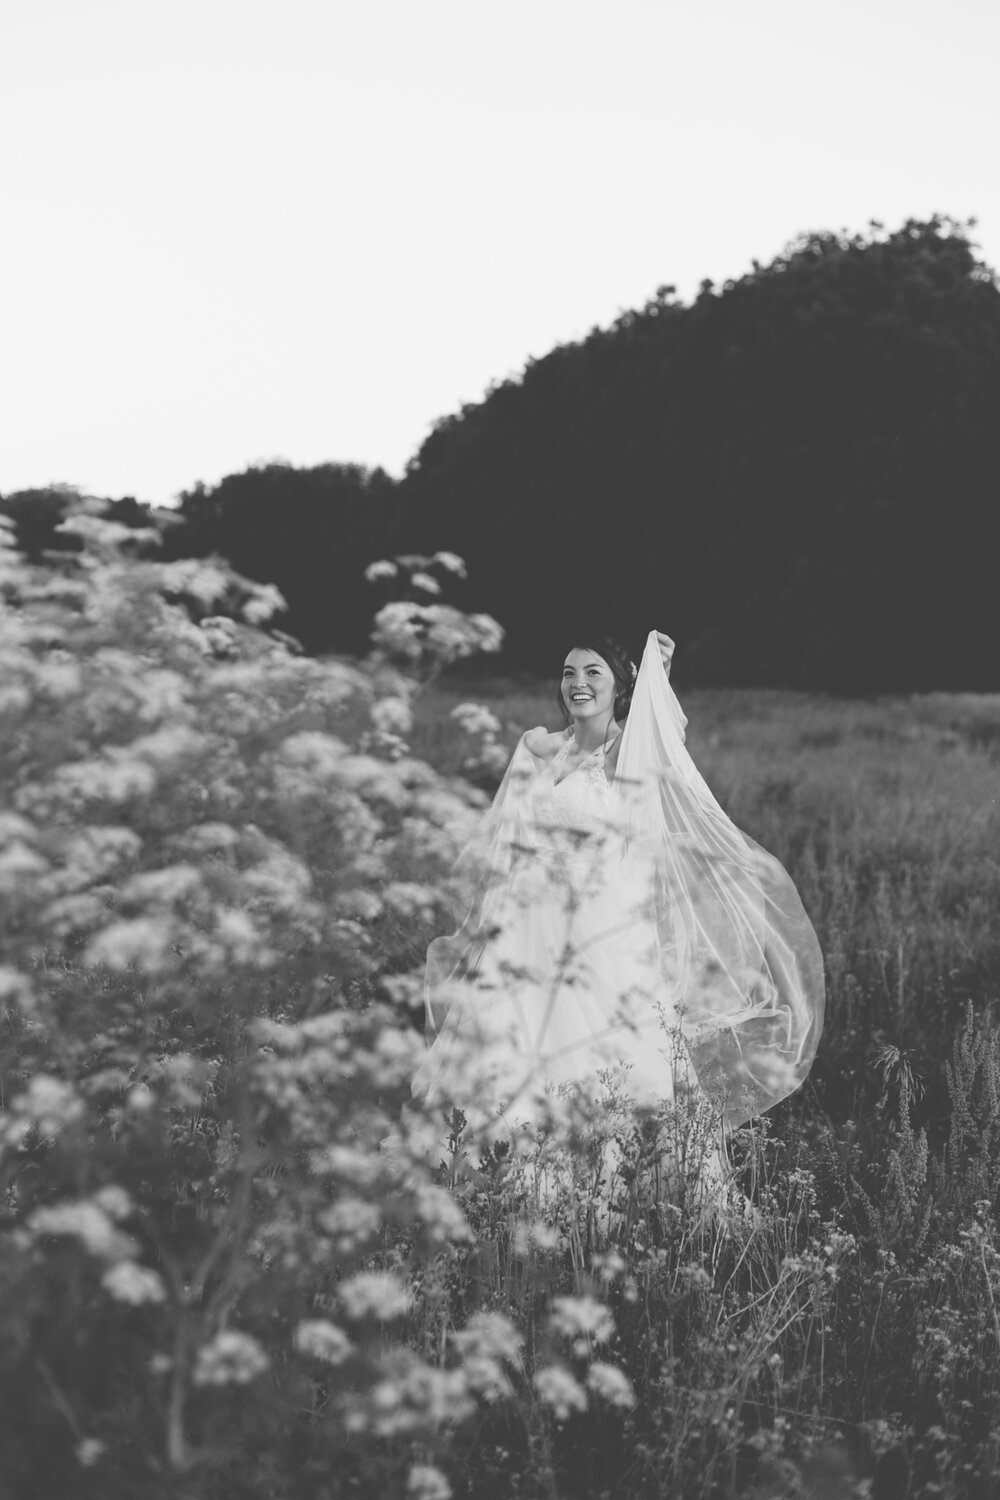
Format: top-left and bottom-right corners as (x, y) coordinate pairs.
(404, 671), (1000, 1498)
(416, 673), (1000, 1117)
(3, 524), (1000, 1500)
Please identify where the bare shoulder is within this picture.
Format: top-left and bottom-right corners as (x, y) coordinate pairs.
(523, 725), (566, 759)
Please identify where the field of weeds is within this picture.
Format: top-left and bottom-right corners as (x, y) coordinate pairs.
(2, 520), (1000, 1500)
(405, 674), (1000, 1497)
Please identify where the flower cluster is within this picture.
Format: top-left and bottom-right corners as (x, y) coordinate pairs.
(0, 506), (512, 1491)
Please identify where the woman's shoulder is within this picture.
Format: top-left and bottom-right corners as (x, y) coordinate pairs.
(523, 725), (567, 759)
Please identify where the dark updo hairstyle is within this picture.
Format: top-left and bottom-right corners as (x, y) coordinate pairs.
(556, 633), (638, 733)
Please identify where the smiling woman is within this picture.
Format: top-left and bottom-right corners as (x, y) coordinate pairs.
(413, 629), (825, 1170)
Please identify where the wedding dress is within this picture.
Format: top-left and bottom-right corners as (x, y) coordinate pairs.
(414, 631), (824, 1137)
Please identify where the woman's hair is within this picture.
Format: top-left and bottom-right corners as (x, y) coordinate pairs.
(556, 634), (638, 732)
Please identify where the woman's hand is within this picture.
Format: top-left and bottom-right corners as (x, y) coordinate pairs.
(656, 631), (675, 676)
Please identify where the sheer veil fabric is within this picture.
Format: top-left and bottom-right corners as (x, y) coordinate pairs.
(414, 631), (824, 1134)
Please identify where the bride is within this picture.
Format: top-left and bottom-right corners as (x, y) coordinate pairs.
(413, 630), (824, 1149)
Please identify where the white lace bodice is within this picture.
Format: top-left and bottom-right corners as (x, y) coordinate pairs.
(532, 735), (617, 843)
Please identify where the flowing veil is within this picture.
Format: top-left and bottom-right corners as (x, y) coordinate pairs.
(614, 632), (824, 1126)
(423, 631), (824, 1128)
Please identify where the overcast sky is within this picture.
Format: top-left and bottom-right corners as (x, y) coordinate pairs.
(2, 0), (996, 507)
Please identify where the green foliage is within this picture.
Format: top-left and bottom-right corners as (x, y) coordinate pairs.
(400, 215), (1000, 690)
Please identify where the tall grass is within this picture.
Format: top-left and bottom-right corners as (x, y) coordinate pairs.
(415, 676), (1000, 1132)
(400, 672), (1000, 1497)
(5, 516), (1000, 1499)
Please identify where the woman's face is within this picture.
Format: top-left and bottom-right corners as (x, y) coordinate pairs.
(561, 648), (617, 725)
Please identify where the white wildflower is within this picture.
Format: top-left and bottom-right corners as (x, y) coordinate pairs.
(586, 1362), (637, 1409)
(46, 825), (142, 894)
(450, 701), (501, 738)
(380, 971), (423, 1008)
(52, 754), (157, 806)
(214, 908), (272, 965)
(397, 814), (460, 864)
(374, 1024), (424, 1074)
(29, 1200), (136, 1261)
(551, 1295), (615, 1351)
(364, 559), (399, 584)
(331, 753), (407, 806)
(0, 966), (35, 1013)
(308, 1143), (378, 1187)
(84, 918), (177, 974)
(0, 684), (31, 714)
(126, 1083), (156, 1114)
(12, 1075), (84, 1138)
(466, 613), (504, 654)
(409, 1181), (471, 1244)
(591, 1251), (627, 1283)
(41, 888), (106, 935)
(678, 1262), (712, 1291)
(1, 1115), (32, 1152)
(318, 1197), (381, 1249)
(432, 551), (466, 577)
(336, 890), (383, 922)
(382, 882), (439, 921)
(533, 1364), (588, 1420)
(57, 514), (136, 549)
(241, 845), (314, 910)
(279, 731), (349, 778)
(512, 1220), (560, 1254)
(451, 1312), (523, 1366)
(102, 1262), (167, 1305)
(121, 864), (204, 909)
(241, 582), (286, 624)
(294, 1319), (353, 1365)
(338, 1270), (412, 1322)
(0, 812), (37, 847)
(130, 668), (188, 723)
(170, 822), (241, 855)
(127, 725), (207, 769)
(371, 1357), (473, 1432)
(371, 695), (413, 736)
(156, 1053), (212, 1108)
(407, 1464), (452, 1500)
(34, 661), (83, 699)
(410, 571), (441, 596)
(199, 617), (238, 657)
(159, 559), (233, 608)
(75, 1438), (106, 1468)
(412, 786), (482, 829)
(193, 1330), (270, 1386)
(93, 1185), (133, 1221)
(0, 840), (50, 889)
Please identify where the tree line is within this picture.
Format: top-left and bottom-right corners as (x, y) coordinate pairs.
(5, 216), (999, 690)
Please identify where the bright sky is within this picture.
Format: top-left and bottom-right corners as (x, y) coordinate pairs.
(2, 0), (996, 507)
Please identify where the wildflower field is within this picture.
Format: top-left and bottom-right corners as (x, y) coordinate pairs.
(2, 511), (1000, 1500)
